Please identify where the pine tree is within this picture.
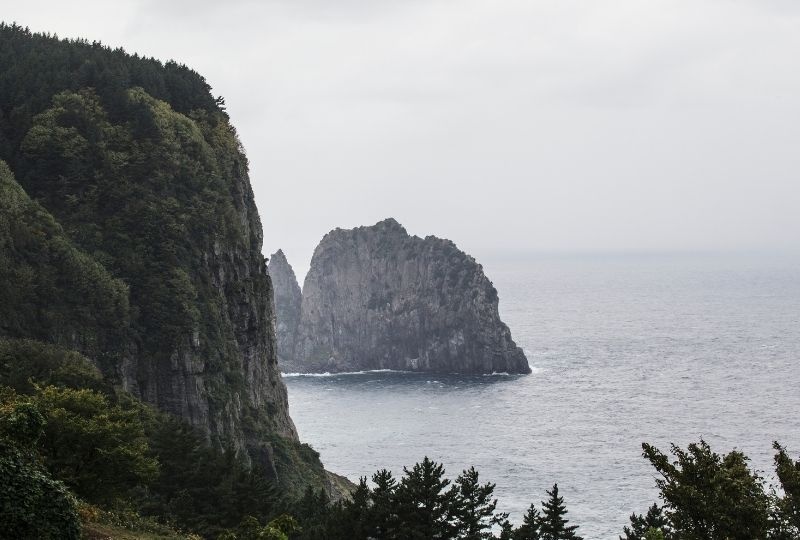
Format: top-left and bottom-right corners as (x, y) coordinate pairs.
(395, 457), (457, 539)
(514, 504), (542, 540)
(498, 518), (515, 540)
(329, 477), (370, 539)
(452, 466), (502, 539)
(370, 468), (399, 538)
(620, 503), (671, 540)
(539, 484), (582, 540)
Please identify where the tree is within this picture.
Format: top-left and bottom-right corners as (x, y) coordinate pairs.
(642, 440), (770, 540)
(395, 457), (457, 539)
(370, 468), (399, 538)
(772, 442), (800, 537)
(327, 477), (371, 539)
(514, 504), (542, 540)
(452, 466), (503, 539)
(33, 384), (158, 505)
(291, 486), (331, 540)
(620, 504), (671, 540)
(539, 484), (582, 540)
(0, 392), (81, 539)
(498, 517), (514, 540)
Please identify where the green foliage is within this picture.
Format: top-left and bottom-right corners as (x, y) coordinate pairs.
(31, 384), (158, 504)
(370, 468), (399, 537)
(142, 416), (281, 538)
(324, 477), (371, 539)
(539, 484), (582, 540)
(0, 161), (130, 365)
(620, 503), (671, 540)
(452, 466), (505, 539)
(773, 442), (800, 536)
(224, 514), (300, 540)
(287, 459), (586, 540)
(0, 338), (107, 394)
(89, 506), (200, 539)
(642, 439), (770, 540)
(0, 340), (288, 538)
(0, 391), (45, 447)
(0, 22), (321, 537)
(0, 22), (221, 167)
(0, 24), (292, 452)
(513, 505), (542, 540)
(0, 398), (81, 539)
(395, 456), (458, 539)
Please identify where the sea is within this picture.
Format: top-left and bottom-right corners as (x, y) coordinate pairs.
(283, 253), (800, 539)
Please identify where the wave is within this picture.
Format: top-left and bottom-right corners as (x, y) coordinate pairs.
(281, 369), (412, 378)
(282, 366), (539, 378)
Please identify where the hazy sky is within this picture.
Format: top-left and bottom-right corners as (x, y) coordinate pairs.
(6, 1), (800, 276)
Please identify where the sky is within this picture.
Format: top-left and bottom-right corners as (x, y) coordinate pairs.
(5, 0), (800, 277)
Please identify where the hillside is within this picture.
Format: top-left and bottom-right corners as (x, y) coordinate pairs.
(0, 23), (322, 491)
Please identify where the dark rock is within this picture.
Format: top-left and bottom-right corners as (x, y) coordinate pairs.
(288, 218), (530, 374)
(268, 250), (302, 369)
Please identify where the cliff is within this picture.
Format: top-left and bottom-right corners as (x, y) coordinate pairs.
(268, 250), (302, 369)
(288, 218), (530, 374)
(0, 25), (322, 490)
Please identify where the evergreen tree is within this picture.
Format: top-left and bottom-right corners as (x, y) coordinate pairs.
(498, 517), (515, 540)
(539, 484), (582, 540)
(452, 466), (503, 539)
(395, 457), (457, 539)
(620, 504), (671, 540)
(513, 504), (542, 540)
(291, 486), (331, 540)
(370, 468), (399, 538)
(327, 477), (370, 540)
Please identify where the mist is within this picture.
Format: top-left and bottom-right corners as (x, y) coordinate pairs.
(6, 0), (800, 276)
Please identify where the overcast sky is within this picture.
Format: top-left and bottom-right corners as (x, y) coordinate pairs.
(6, 1), (800, 276)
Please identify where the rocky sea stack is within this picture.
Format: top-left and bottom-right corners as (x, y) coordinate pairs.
(278, 218), (530, 374)
(269, 249), (303, 367)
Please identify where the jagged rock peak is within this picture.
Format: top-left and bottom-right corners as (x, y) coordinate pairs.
(268, 250), (302, 369)
(289, 219), (530, 375)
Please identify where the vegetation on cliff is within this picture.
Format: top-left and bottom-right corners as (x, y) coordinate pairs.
(0, 21), (333, 538)
(0, 21), (319, 492)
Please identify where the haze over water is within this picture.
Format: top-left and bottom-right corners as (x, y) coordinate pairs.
(285, 253), (800, 539)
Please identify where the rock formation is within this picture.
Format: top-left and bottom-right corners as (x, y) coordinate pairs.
(268, 250), (302, 368)
(0, 26), (326, 491)
(283, 218), (530, 374)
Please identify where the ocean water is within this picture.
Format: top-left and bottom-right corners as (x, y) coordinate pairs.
(284, 253), (800, 539)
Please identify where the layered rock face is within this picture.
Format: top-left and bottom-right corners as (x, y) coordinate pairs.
(0, 27), (305, 478)
(286, 218), (530, 374)
(268, 250), (302, 368)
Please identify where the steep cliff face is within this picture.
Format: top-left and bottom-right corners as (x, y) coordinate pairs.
(0, 27), (314, 484)
(291, 218), (530, 374)
(268, 250), (302, 369)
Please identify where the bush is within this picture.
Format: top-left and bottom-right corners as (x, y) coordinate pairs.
(0, 401), (81, 539)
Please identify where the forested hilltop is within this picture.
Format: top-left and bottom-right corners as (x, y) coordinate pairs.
(0, 22), (338, 537)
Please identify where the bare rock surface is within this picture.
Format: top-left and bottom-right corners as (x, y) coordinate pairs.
(279, 219), (530, 374)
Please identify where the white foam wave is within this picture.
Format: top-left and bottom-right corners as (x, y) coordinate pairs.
(281, 369), (411, 378)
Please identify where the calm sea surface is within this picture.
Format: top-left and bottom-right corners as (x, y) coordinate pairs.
(284, 254), (800, 539)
